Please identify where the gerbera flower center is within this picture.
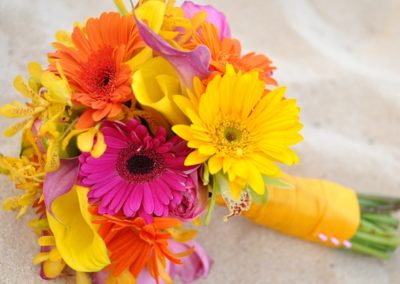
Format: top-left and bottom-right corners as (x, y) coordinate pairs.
(224, 127), (242, 143)
(127, 155), (155, 175)
(214, 121), (249, 156)
(116, 144), (166, 183)
(81, 48), (117, 99)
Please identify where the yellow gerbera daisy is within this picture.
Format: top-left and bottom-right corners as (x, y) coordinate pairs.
(172, 65), (303, 197)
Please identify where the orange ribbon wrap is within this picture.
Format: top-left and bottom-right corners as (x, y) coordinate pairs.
(243, 175), (361, 247)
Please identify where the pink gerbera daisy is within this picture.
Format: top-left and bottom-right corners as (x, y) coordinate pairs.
(79, 119), (197, 221)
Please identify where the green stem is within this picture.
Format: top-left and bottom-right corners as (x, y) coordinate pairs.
(350, 241), (391, 260)
(362, 213), (399, 227)
(353, 231), (400, 246)
(204, 178), (219, 226)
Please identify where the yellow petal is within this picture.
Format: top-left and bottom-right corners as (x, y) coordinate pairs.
(185, 150), (209, 166)
(48, 248), (62, 261)
(135, 0), (166, 33)
(28, 62), (43, 80)
(198, 145), (216, 155)
(208, 155), (223, 175)
(62, 129), (87, 151)
(114, 0), (129, 16)
(0, 101), (37, 118)
(41, 71), (71, 105)
(91, 131), (107, 158)
(77, 128), (96, 152)
(47, 186), (110, 272)
(231, 159), (249, 179)
(126, 47), (153, 70)
(55, 30), (74, 47)
(13, 75), (34, 99)
(45, 139), (60, 172)
(247, 165), (265, 195)
(172, 125), (194, 141)
(33, 252), (49, 265)
(43, 259), (66, 279)
(76, 272), (92, 284)
(38, 236), (55, 246)
(3, 119), (31, 137)
(133, 56), (187, 124)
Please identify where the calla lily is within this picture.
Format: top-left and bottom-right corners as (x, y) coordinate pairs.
(43, 158), (79, 213)
(47, 186), (110, 272)
(135, 14), (211, 88)
(126, 0), (167, 70)
(133, 56), (188, 125)
(169, 240), (212, 284)
(182, 1), (231, 39)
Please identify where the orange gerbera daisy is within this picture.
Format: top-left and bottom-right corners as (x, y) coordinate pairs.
(183, 23), (277, 85)
(49, 12), (144, 129)
(94, 215), (191, 282)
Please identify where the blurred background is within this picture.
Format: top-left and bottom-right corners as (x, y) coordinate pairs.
(0, 0), (399, 283)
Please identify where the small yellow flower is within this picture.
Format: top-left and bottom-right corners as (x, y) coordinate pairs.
(173, 66), (303, 197)
(0, 155), (44, 217)
(0, 62), (72, 172)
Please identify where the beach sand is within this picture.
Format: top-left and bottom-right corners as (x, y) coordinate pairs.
(0, 0), (399, 283)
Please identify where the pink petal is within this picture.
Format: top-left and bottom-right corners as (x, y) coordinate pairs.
(169, 240), (212, 283)
(150, 182), (165, 216)
(153, 179), (171, 205)
(43, 158), (79, 213)
(104, 136), (129, 149)
(108, 183), (129, 212)
(157, 179), (174, 200)
(135, 14), (211, 88)
(129, 184), (144, 213)
(142, 183), (155, 215)
(102, 126), (131, 142)
(99, 186), (120, 209)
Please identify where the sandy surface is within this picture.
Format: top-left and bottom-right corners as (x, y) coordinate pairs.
(1, 0), (400, 283)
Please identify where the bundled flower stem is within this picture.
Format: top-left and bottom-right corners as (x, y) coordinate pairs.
(351, 194), (400, 259)
(238, 174), (400, 260)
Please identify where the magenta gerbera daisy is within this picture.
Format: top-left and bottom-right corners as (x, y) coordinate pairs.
(79, 119), (197, 221)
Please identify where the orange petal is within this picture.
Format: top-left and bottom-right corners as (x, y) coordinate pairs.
(76, 110), (96, 129)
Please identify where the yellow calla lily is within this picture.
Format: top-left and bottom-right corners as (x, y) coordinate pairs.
(47, 186), (110, 272)
(135, 0), (166, 33)
(133, 56), (188, 125)
(125, 0), (168, 71)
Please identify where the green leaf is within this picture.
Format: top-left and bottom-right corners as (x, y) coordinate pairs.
(59, 136), (80, 158)
(203, 179), (220, 226)
(263, 175), (294, 190)
(249, 185), (268, 204)
(202, 164), (210, 186)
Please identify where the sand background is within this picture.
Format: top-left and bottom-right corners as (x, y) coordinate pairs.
(1, 0), (400, 283)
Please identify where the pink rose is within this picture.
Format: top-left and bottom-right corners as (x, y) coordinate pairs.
(169, 171), (207, 221)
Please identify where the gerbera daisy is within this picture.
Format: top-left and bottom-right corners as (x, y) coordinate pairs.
(183, 22), (277, 85)
(172, 66), (303, 197)
(49, 12), (144, 129)
(93, 215), (189, 282)
(79, 119), (197, 222)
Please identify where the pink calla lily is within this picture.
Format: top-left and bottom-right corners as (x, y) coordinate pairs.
(135, 14), (211, 88)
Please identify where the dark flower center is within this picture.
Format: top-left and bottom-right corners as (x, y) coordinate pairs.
(224, 127), (242, 143)
(116, 145), (166, 184)
(101, 73), (112, 87)
(81, 48), (118, 98)
(127, 155), (155, 175)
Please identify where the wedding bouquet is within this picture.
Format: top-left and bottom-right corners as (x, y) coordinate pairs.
(1, 0), (399, 283)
